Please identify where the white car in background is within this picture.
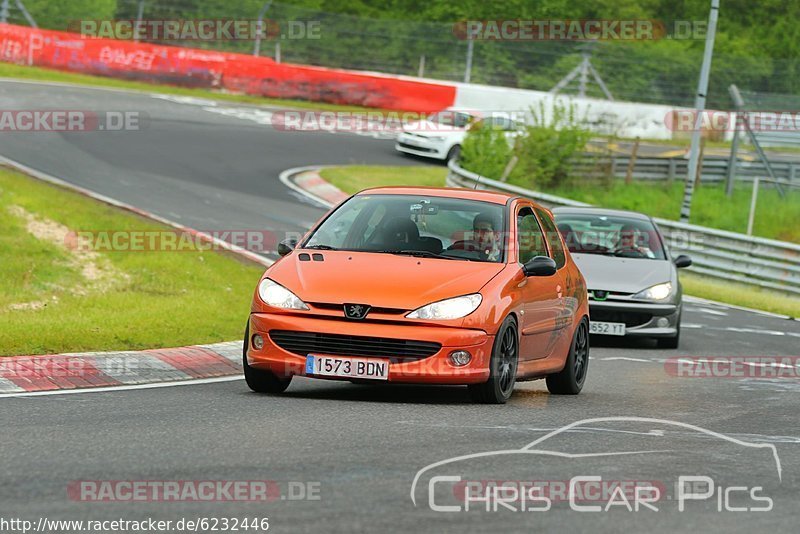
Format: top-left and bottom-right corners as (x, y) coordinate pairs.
(395, 109), (521, 162)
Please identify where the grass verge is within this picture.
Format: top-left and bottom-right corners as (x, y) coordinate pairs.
(547, 179), (800, 243)
(318, 164), (799, 317)
(0, 167), (264, 356)
(0, 62), (404, 113)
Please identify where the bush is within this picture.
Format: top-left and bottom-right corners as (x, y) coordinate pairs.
(459, 120), (514, 180)
(508, 101), (592, 189)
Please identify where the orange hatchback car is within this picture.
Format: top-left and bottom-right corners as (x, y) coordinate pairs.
(244, 187), (589, 403)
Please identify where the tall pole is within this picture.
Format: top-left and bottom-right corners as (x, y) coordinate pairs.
(253, 0), (274, 57)
(725, 112), (740, 197)
(464, 34), (474, 83)
(679, 0), (719, 223)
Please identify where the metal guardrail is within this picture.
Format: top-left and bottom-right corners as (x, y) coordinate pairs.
(571, 154), (800, 182)
(446, 159), (800, 295)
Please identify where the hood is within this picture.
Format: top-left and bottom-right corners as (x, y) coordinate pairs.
(402, 120), (466, 138)
(571, 254), (674, 294)
(267, 251), (504, 310)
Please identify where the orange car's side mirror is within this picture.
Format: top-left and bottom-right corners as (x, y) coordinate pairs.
(523, 256), (557, 277)
(278, 238), (297, 256)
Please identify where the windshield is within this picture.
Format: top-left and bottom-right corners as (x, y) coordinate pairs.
(553, 213), (666, 260)
(427, 111), (474, 128)
(303, 194), (506, 262)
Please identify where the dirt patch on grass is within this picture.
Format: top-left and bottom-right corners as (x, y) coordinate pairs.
(6, 205), (129, 308)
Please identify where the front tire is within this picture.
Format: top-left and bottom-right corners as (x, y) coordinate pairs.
(445, 144), (461, 162)
(468, 316), (519, 404)
(546, 317), (589, 395)
(242, 322), (292, 394)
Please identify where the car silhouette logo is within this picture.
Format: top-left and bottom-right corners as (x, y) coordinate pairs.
(344, 303), (370, 320)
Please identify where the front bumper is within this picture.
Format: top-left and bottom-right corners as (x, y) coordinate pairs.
(247, 313), (493, 384)
(394, 133), (448, 160)
(589, 299), (680, 338)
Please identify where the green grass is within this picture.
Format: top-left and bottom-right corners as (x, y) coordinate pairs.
(547, 179), (800, 243)
(0, 62), (405, 113)
(321, 165), (447, 194)
(0, 167), (264, 356)
(681, 272), (800, 318)
(319, 164), (799, 316)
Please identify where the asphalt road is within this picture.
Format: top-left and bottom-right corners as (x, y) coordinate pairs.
(2, 80), (800, 533)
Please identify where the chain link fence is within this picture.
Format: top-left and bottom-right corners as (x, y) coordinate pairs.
(4, 1), (800, 110)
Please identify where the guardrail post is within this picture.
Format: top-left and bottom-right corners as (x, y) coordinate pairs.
(747, 176), (759, 236)
(667, 159), (677, 184)
(790, 164), (797, 183)
(625, 137), (640, 184)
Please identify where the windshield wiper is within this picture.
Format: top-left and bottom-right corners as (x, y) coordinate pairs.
(304, 244), (338, 250)
(378, 249), (463, 261)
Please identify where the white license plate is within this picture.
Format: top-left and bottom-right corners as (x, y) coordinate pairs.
(305, 355), (389, 380)
(589, 321), (626, 336)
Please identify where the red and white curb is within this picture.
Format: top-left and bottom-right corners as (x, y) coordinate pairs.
(279, 165), (344, 208)
(0, 155), (274, 394)
(0, 341), (242, 394)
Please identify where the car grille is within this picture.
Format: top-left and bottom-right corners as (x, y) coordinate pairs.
(269, 330), (441, 361)
(590, 310), (652, 328)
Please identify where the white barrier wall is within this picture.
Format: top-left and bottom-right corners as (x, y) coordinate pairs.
(451, 81), (691, 140)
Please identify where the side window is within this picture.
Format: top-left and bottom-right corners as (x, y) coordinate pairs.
(517, 207), (548, 264)
(535, 208), (566, 269)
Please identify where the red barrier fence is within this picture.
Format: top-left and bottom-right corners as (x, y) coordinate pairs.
(0, 23), (456, 113)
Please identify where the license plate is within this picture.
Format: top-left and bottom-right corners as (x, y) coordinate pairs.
(305, 355), (389, 380)
(589, 321), (626, 336)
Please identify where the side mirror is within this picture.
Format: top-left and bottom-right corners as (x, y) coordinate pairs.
(523, 256), (557, 277)
(674, 254), (692, 268)
(277, 238), (297, 257)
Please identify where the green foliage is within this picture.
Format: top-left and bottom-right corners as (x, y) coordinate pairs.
(22, 0), (116, 31)
(508, 102), (592, 189)
(459, 122), (514, 181)
(16, 1), (800, 107)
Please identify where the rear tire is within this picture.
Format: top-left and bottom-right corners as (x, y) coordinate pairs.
(546, 317), (589, 395)
(468, 316), (519, 404)
(242, 322), (292, 394)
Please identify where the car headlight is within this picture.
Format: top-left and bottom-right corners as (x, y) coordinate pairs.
(406, 294), (482, 320)
(633, 282), (673, 301)
(426, 136), (446, 142)
(258, 279), (309, 310)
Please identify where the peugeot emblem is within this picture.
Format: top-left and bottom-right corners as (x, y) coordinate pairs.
(344, 303), (370, 320)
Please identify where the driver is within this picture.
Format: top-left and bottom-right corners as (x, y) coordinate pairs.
(472, 212), (501, 261)
(617, 224), (655, 258)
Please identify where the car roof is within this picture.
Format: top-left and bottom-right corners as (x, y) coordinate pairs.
(552, 206), (652, 221)
(356, 186), (517, 205)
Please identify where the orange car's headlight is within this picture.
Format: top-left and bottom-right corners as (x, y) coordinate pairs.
(258, 279), (309, 310)
(406, 293), (482, 320)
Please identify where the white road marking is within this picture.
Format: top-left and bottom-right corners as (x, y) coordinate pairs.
(697, 308), (729, 316)
(598, 357), (652, 362)
(0, 375), (243, 399)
